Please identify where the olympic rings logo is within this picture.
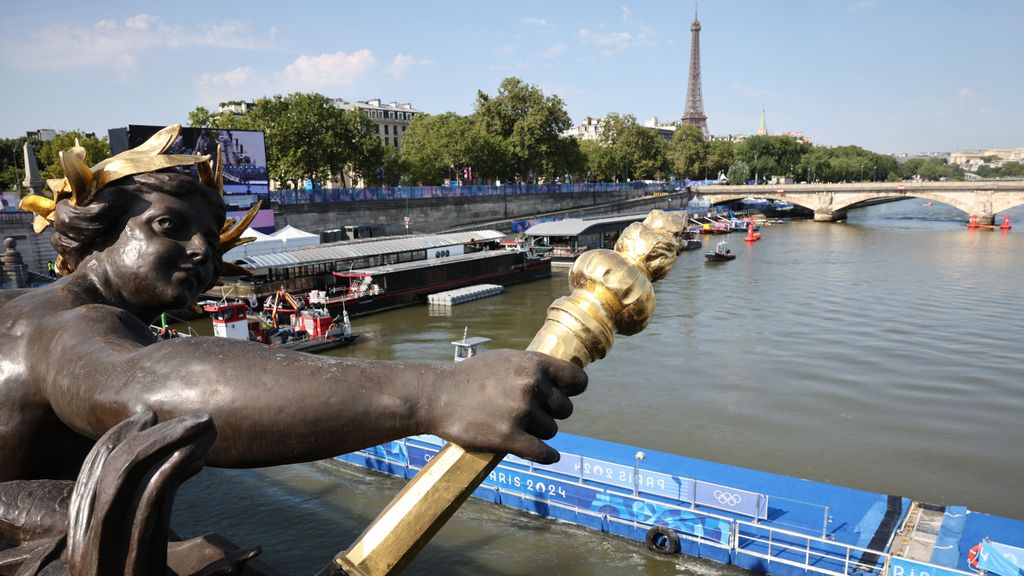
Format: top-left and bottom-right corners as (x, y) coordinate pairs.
(714, 490), (742, 507)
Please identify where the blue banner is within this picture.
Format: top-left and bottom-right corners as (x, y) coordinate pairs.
(352, 439), (731, 547)
(695, 480), (767, 519)
(535, 453), (582, 478)
(484, 466), (583, 508)
(890, 557), (967, 576)
(977, 541), (1024, 576)
(577, 457), (692, 503)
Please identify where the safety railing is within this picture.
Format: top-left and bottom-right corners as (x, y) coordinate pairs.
(270, 181), (680, 205)
(736, 520), (890, 576)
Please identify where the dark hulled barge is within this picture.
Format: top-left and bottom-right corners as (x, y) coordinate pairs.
(212, 231), (551, 317)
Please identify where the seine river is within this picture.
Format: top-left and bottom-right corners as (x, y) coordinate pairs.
(173, 199), (1024, 575)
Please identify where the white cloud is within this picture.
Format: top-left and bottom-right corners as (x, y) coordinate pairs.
(7, 13), (276, 74)
(124, 13), (160, 30)
(541, 43), (568, 59)
(386, 53), (430, 79)
(847, 0), (875, 12)
(193, 20), (268, 50)
(197, 66), (255, 89)
(194, 67), (268, 105)
(576, 7), (656, 58)
(196, 49), (422, 103)
(957, 87), (975, 100)
(521, 17), (552, 27)
(578, 29), (633, 57)
(281, 50), (376, 88)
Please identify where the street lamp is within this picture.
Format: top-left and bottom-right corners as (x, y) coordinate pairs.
(11, 145), (21, 193)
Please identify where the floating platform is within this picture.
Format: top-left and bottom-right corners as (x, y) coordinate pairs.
(427, 283), (503, 306)
(337, 432), (1024, 576)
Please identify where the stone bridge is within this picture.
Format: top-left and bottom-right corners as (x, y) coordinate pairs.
(697, 181), (1024, 224)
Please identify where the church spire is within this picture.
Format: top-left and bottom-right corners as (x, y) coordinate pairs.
(757, 107), (768, 136)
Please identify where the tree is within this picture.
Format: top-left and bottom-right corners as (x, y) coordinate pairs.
(726, 160), (750, 185)
(898, 157), (962, 181)
(378, 146), (404, 187)
(0, 136), (29, 192)
(734, 136), (777, 183)
(36, 132), (111, 181)
(1000, 161), (1024, 177)
(578, 139), (619, 182)
(473, 77), (574, 183)
(234, 93), (382, 189)
(706, 140), (735, 182)
(342, 109), (391, 186)
(187, 106), (238, 129)
(668, 125), (709, 179)
(796, 147), (832, 183)
(593, 113), (669, 181)
(401, 112), (511, 185)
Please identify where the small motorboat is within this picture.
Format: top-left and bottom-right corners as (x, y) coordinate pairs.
(705, 241), (736, 262)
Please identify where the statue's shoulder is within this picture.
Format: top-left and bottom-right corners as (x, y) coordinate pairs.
(0, 288), (35, 307)
(1, 284), (140, 337)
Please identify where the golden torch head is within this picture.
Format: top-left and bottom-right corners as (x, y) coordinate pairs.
(614, 210), (686, 282)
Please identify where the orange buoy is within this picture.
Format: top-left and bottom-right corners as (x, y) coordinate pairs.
(744, 224), (761, 242)
(967, 543), (983, 569)
(968, 214), (980, 229)
(1000, 215), (1012, 230)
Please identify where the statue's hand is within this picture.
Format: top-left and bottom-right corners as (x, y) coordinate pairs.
(423, 350), (587, 464)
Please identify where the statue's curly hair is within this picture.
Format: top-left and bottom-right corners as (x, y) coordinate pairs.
(50, 171), (226, 276)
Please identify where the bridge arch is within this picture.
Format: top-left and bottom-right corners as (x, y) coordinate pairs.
(694, 183), (1024, 224)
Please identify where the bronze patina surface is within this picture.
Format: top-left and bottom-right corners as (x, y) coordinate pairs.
(0, 126), (586, 574)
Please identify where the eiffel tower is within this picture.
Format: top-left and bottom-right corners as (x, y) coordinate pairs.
(680, 6), (709, 135)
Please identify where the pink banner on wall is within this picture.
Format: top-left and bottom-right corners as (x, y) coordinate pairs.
(227, 208), (276, 233)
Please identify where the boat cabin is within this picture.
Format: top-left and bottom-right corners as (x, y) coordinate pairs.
(203, 300), (255, 341)
(214, 230), (507, 302)
(524, 214), (656, 266)
(451, 334), (491, 362)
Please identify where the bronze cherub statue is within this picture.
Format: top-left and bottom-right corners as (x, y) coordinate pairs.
(0, 125), (586, 574)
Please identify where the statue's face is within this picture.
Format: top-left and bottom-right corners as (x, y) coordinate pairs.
(97, 190), (221, 313)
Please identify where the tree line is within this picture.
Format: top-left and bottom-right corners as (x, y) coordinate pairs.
(0, 76), (986, 193)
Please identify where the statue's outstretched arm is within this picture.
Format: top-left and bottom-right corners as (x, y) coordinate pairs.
(40, 304), (586, 469)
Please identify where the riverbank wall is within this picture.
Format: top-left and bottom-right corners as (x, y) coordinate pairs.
(274, 188), (686, 236)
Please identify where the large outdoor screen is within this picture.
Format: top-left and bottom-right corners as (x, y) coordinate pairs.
(110, 125), (269, 195)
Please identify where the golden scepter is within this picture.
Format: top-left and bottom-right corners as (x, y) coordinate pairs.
(328, 209), (688, 576)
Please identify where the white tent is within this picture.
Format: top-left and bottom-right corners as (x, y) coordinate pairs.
(223, 227), (285, 261)
(270, 225), (320, 250)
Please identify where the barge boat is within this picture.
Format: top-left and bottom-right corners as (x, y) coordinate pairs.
(211, 231), (551, 318)
(338, 432), (1024, 576)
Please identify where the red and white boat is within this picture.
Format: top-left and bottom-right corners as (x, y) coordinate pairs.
(203, 289), (357, 354)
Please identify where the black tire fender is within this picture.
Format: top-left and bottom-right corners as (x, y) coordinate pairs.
(645, 525), (680, 555)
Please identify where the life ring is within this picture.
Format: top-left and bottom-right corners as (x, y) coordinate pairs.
(645, 525), (680, 555)
(968, 543), (982, 569)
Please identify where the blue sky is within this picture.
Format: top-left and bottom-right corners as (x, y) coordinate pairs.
(1, 0), (1022, 155)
